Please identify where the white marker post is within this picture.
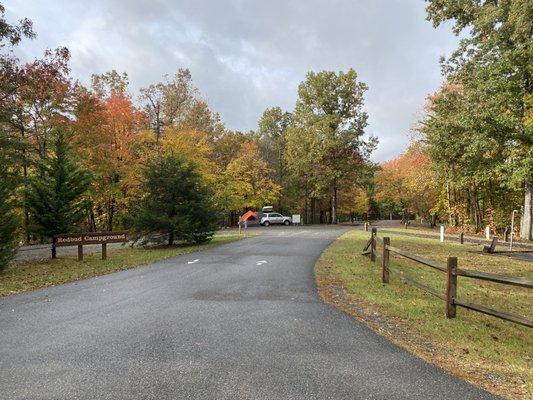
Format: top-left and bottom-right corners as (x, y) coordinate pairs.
(485, 226), (490, 240)
(440, 225), (445, 242)
(510, 210), (518, 251)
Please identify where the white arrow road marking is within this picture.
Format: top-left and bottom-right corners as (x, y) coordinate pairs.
(188, 259), (200, 264)
(256, 260), (268, 266)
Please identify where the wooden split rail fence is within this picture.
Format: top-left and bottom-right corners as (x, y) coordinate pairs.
(362, 228), (533, 328)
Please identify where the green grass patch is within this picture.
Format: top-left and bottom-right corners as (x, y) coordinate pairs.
(316, 229), (532, 399)
(1, 233), (250, 296)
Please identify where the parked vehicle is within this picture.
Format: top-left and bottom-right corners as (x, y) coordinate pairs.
(260, 213), (292, 226)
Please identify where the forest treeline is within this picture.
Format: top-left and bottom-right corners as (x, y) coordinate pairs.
(0, 1), (531, 270)
(0, 3), (377, 265)
(373, 0), (532, 240)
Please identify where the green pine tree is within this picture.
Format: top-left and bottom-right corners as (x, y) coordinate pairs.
(26, 127), (92, 258)
(0, 177), (18, 272)
(0, 127), (22, 272)
(131, 152), (218, 245)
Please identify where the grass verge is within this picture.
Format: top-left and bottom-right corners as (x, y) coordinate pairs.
(315, 229), (532, 400)
(380, 225), (533, 248)
(1, 233), (250, 296)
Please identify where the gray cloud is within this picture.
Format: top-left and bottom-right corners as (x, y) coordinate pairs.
(6, 0), (459, 161)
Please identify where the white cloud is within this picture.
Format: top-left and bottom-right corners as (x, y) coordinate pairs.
(5, 0), (459, 161)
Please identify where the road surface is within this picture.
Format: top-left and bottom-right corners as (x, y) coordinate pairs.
(0, 226), (497, 399)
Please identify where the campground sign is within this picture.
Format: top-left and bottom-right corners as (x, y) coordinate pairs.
(53, 231), (129, 260)
(54, 232), (128, 246)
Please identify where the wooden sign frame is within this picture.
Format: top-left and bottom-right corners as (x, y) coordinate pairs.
(52, 231), (129, 260)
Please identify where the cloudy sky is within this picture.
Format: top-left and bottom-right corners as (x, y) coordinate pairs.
(5, 0), (459, 161)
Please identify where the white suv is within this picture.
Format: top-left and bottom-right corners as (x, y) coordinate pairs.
(260, 213), (292, 226)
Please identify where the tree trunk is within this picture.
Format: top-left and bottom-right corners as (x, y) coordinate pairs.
(107, 197), (115, 231)
(303, 196), (308, 225)
(310, 197), (316, 225)
(156, 114), (161, 142)
(24, 210), (30, 243)
(88, 208), (97, 231)
(520, 181), (532, 240)
(22, 159), (30, 243)
(331, 182), (337, 224)
(168, 231), (174, 246)
(446, 181), (453, 226)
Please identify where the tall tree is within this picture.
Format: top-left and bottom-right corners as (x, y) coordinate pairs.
(74, 76), (144, 231)
(5, 48), (73, 241)
(0, 127), (20, 271)
(140, 69), (196, 141)
(179, 99), (225, 139)
(425, 0), (532, 237)
(0, 3), (34, 109)
(285, 69), (376, 223)
(26, 128), (92, 258)
(91, 70), (129, 98)
(256, 107), (293, 212)
(222, 141), (281, 213)
(0, 179), (17, 271)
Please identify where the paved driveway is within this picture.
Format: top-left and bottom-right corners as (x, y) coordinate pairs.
(0, 226), (497, 399)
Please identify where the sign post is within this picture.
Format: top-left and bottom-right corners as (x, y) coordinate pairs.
(53, 232), (129, 261)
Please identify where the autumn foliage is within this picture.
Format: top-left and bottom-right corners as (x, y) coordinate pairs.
(0, 4), (380, 249)
(375, 142), (436, 221)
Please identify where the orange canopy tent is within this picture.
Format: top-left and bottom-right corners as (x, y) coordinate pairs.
(240, 210), (259, 222)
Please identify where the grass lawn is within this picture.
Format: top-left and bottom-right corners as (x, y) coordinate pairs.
(381, 225), (533, 247)
(315, 229), (532, 400)
(1, 233), (250, 296)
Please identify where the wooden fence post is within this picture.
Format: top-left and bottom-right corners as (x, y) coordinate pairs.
(52, 238), (57, 259)
(459, 232), (464, 244)
(446, 257), (458, 318)
(77, 244), (83, 262)
(102, 243), (107, 260)
(370, 228), (377, 262)
(382, 237), (390, 283)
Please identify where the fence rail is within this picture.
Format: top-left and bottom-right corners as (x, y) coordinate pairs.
(362, 228), (533, 328)
(455, 268), (533, 288)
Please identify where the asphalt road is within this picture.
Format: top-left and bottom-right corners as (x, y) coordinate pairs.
(0, 226), (497, 399)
